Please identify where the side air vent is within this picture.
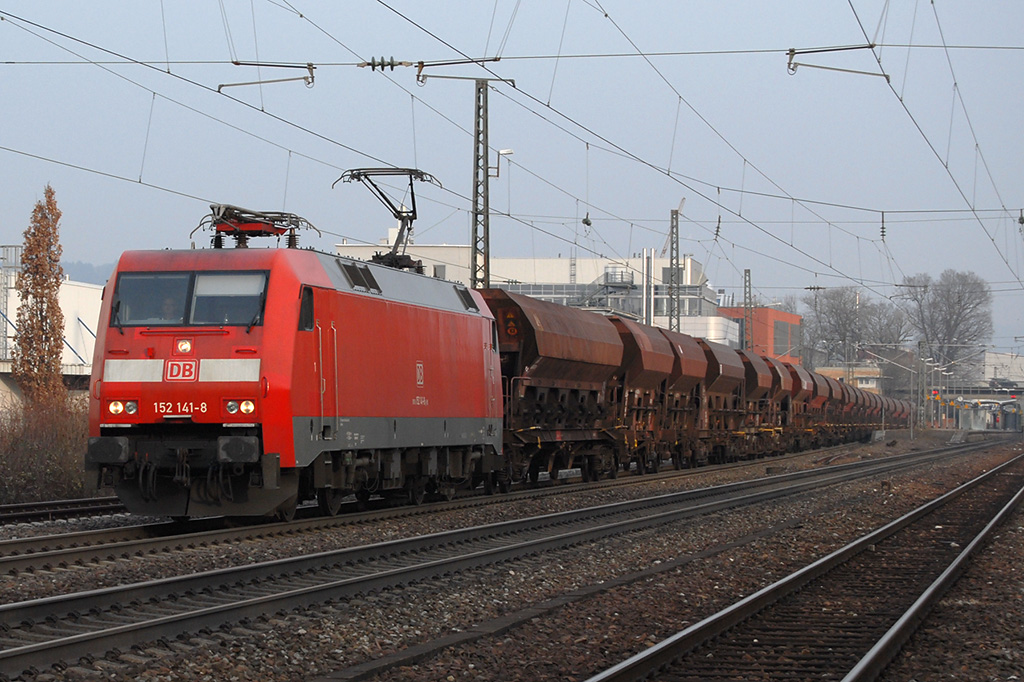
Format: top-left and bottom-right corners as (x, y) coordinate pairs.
(455, 286), (479, 311)
(339, 261), (382, 294)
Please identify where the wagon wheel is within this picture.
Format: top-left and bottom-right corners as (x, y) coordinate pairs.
(528, 458), (541, 485)
(582, 456), (598, 482)
(317, 488), (344, 516)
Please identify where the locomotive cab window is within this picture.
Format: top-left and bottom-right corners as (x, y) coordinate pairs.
(110, 270), (268, 328)
(190, 272), (268, 326)
(111, 273), (192, 326)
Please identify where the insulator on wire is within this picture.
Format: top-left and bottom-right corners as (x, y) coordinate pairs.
(371, 56), (397, 71)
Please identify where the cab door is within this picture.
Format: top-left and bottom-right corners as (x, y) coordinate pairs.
(312, 287), (338, 440)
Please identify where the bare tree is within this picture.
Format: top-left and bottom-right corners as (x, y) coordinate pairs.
(800, 288), (916, 396)
(900, 269), (992, 379)
(800, 287), (865, 369)
(860, 299), (914, 397)
(13, 185), (66, 405)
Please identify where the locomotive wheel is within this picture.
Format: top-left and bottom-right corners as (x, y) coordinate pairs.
(276, 498), (297, 523)
(317, 488), (344, 516)
(407, 479), (426, 505)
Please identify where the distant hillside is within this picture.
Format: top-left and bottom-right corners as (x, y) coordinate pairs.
(63, 261), (114, 286)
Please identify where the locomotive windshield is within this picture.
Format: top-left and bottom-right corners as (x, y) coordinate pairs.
(112, 271), (268, 328)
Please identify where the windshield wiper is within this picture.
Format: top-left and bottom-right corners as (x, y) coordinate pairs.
(111, 300), (124, 335)
(246, 290), (267, 334)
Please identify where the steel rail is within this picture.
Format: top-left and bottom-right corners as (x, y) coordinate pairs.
(842, 472), (1024, 681)
(0, 443), (975, 577)
(0, 441), (857, 563)
(0, 497), (124, 524)
(0, 445), (983, 678)
(584, 453), (1024, 682)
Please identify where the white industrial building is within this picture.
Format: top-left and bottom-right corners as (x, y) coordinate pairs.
(335, 228), (740, 345)
(0, 246), (103, 401)
(984, 351), (1024, 387)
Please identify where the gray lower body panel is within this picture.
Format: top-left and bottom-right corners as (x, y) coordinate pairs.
(292, 415), (503, 466)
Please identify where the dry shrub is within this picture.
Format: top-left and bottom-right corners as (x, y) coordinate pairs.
(0, 394), (89, 504)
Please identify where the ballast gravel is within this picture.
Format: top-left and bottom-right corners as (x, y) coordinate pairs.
(4, 433), (1022, 682)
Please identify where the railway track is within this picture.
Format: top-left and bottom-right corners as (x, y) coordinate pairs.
(585, 453), (1024, 682)
(0, 442), (990, 679)
(0, 442), (869, 577)
(0, 497), (124, 525)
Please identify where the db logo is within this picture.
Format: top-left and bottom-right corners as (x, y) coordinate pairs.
(415, 361), (424, 387)
(165, 359), (198, 382)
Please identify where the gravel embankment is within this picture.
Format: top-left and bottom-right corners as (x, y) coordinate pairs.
(0, 438), (927, 604)
(6, 434), (1021, 682)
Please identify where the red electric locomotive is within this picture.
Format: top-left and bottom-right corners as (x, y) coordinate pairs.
(86, 206), (502, 519)
(86, 203), (913, 521)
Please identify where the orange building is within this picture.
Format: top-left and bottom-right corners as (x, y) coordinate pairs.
(718, 307), (802, 365)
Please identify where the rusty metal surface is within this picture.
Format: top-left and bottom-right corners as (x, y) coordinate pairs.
(610, 318), (675, 391)
(837, 380), (852, 410)
(738, 350), (772, 401)
(479, 289), (622, 386)
(841, 382), (859, 412)
(698, 339), (744, 396)
(807, 372), (831, 408)
(659, 329), (707, 395)
(762, 356), (793, 401)
(785, 362), (814, 402)
(824, 375), (844, 405)
(897, 399), (911, 417)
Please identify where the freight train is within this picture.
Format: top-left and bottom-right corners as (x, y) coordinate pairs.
(86, 206), (911, 520)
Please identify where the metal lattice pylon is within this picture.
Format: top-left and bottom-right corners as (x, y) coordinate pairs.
(471, 79), (490, 289)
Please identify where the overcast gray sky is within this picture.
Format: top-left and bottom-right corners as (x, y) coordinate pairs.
(1, 2), (1022, 348)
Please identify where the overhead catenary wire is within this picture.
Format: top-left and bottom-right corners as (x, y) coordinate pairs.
(372, 0), (910, 304)
(847, 0), (1024, 292)
(2, 13), (1015, 225)
(0, 7), (632, 284)
(1, 5), (1016, 309)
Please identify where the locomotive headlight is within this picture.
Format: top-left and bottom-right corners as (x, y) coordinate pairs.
(240, 400), (255, 414)
(108, 400), (124, 415)
(226, 400), (239, 414)
(177, 339), (192, 354)
(125, 401), (138, 415)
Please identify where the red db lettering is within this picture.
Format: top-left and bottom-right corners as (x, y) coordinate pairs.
(165, 359), (198, 382)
